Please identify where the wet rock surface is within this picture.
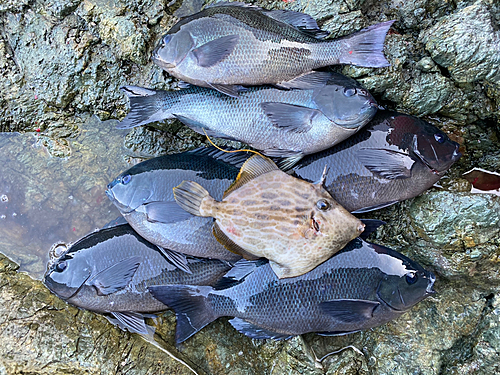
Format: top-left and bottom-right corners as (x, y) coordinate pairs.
(0, 0), (499, 374)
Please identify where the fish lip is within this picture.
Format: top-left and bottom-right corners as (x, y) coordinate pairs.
(151, 53), (176, 69)
(105, 188), (134, 214)
(333, 102), (377, 128)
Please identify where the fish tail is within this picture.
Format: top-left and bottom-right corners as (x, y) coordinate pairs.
(148, 285), (218, 345)
(338, 20), (395, 68)
(117, 86), (172, 129)
(173, 180), (212, 217)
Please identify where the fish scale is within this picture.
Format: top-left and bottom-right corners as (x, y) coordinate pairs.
(149, 238), (436, 343)
(173, 155), (364, 278)
(118, 72), (378, 161)
(153, 3), (394, 89)
(292, 110), (462, 213)
(44, 223), (232, 314)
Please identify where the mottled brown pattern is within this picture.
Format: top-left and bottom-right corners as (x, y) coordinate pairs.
(199, 168), (364, 278)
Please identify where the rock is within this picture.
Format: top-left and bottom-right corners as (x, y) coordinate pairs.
(422, 1), (500, 85)
(0, 0), (500, 372)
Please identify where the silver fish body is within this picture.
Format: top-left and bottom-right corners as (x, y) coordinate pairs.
(149, 238), (436, 344)
(152, 3), (394, 91)
(118, 72), (378, 160)
(106, 147), (245, 261)
(292, 110), (462, 213)
(43, 223), (232, 334)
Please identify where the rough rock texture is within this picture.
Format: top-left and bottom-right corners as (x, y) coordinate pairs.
(0, 0), (499, 374)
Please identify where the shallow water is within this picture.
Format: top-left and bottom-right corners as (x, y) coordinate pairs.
(0, 116), (130, 279)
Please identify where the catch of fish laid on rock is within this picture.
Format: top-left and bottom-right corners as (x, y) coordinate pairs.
(118, 71), (378, 163)
(106, 147), (244, 261)
(291, 110), (462, 212)
(44, 222), (232, 335)
(173, 154), (365, 279)
(149, 237), (436, 344)
(152, 2), (394, 96)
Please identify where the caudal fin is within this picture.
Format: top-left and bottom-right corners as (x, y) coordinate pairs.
(117, 86), (169, 129)
(339, 20), (395, 68)
(149, 285), (218, 344)
(173, 180), (211, 217)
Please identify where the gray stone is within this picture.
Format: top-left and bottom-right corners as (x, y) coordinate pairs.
(0, 0), (500, 373)
(422, 1), (500, 85)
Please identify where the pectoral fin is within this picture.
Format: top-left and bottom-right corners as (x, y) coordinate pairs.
(143, 201), (195, 223)
(319, 299), (380, 323)
(357, 148), (415, 179)
(229, 318), (294, 340)
(90, 256), (142, 296)
(261, 102), (319, 133)
(192, 35), (239, 67)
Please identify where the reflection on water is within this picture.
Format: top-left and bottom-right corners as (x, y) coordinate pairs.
(0, 116), (130, 279)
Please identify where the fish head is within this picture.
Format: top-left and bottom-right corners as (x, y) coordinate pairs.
(376, 249), (436, 311)
(44, 252), (92, 300)
(106, 171), (153, 214)
(152, 30), (195, 70)
(313, 74), (378, 129)
(305, 184), (365, 240)
(387, 114), (462, 176)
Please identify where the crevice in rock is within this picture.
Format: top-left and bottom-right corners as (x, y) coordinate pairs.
(437, 292), (496, 374)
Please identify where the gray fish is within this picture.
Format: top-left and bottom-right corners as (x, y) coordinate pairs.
(44, 223), (232, 335)
(149, 238), (435, 344)
(118, 71), (378, 162)
(291, 110), (462, 213)
(106, 147), (245, 261)
(152, 2), (394, 96)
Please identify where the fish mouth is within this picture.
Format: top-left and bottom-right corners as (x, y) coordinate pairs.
(151, 53), (176, 69)
(334, 102), (378, 129)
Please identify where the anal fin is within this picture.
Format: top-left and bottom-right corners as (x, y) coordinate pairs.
(229, 318), (294, 340)
(212, 222), (260, 260)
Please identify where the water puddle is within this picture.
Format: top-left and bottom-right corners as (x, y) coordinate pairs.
(0, 116), (130, 280)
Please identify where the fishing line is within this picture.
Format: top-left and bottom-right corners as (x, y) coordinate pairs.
(202, 129), (264, 158)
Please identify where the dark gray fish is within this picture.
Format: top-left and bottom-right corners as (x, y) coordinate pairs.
(291, 110), (462, 213)
(149, 238), (435, 344)
(106, 147), (245, 261)
(43, 223), (232, 335)
(152, 2), (394, 96)
(118, 71), (378, 162)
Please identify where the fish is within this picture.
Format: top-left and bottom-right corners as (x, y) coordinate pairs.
(152, 2), (394, 96)
(43, 222), (233, 335)
(149, 237), (436, 344)
(106, 147), (245, 261)
(290, 110), (462, 213)
(118, 71), (378, 163)
(172, 154), (365, 279)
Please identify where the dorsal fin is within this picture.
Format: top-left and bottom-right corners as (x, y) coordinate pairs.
(187, 146), (251, 169)
(223, 154), (279, 198)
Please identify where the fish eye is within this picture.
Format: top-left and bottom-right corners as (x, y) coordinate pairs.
(121, 174), (131, 185)
(55, 261), (67, 272)
(405, 272), (418, 285)
(343, 88), (356, 97)
(316, 199), (330, 211)
(161, 35), (172, 47)
(434, 133), (446, 144)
